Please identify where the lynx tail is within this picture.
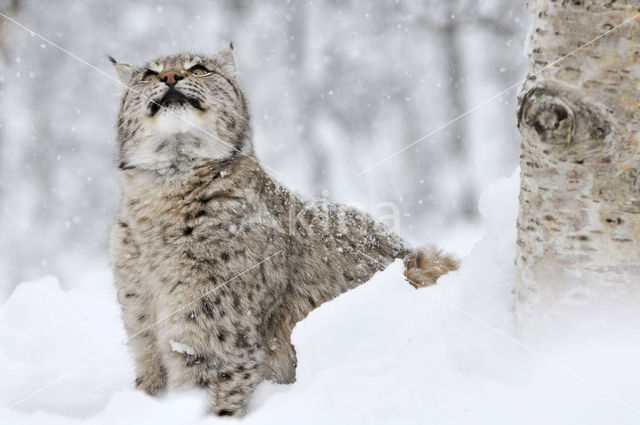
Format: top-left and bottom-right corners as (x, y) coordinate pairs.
(403, 246), (459, 288)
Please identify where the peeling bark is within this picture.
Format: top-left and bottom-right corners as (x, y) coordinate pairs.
(516, 0), (640, 317)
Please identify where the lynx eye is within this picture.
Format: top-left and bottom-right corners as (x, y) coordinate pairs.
(142, 69), (158, 81)
(189, 64), (210, 76)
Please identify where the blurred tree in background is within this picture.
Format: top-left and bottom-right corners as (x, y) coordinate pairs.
(0, 0), (529, 296)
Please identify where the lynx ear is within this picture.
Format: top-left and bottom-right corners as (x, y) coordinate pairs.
(211, 47), (238, 80)
(109, 56), (137, 87)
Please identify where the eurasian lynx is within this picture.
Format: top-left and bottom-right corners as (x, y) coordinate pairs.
(109, 47), (458, 416)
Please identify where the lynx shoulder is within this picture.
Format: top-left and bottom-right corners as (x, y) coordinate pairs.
(110, 48), (457, 416)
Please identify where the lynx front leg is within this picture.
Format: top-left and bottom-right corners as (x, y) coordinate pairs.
(204, 362), (265, 416)
(158, 297), (268, 416)
(162, 331), (268, 416)
(124, 302), (167, 396)
(111, 222), (168, 395)
(162, 343), (266, 416)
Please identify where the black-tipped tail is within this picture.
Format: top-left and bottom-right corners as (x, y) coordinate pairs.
(404, 246), (459, 288)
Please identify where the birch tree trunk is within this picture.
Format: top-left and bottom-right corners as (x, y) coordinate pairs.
(516, 0), (640, 319)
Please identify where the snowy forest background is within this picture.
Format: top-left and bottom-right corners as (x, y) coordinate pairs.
(3, 2), (640, 424)
(0, 0), (529, 297)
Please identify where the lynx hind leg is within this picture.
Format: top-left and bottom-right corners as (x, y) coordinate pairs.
(266, 339), (297, 384)
(264, 316), (298, 384)
(403, 246), (459, 288)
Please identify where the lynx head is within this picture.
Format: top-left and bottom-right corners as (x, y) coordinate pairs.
(112, 48), (251, 175)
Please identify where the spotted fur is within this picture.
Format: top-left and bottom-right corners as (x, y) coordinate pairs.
(110, 49), (458, 416)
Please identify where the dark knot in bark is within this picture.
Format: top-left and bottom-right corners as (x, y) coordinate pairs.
(518, 87), (610, 148)
(519, 89), (575, 145)
(530, 104), (568, 134)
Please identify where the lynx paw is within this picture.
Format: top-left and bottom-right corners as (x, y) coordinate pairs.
(213, 406), (246, 417)
(135, 364), (168, 396)
(403, 246), (459, 288)
(208, 395), (248, 417)
(266, 341), (297, 385)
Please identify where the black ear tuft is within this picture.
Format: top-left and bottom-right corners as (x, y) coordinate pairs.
(229, 41), (234, 51)
(108, 55), (118, 64)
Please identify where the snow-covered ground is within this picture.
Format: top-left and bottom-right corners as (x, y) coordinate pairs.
(1, 170), (639, 424)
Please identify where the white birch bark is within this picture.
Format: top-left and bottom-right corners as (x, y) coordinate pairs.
(516, 0), (640, 319)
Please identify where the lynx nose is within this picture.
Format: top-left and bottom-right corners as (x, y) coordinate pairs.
(160, 71), (183, 86)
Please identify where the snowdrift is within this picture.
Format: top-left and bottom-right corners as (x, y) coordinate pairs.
(1, 171), (639, 424)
